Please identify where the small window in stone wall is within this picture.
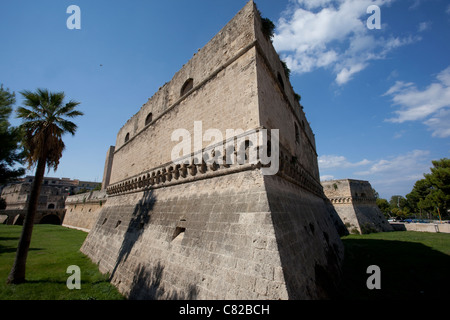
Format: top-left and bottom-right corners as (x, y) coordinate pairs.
(180, 78), (194, 97)
(124, 133), (130, 143)
(172, 227), (186, 242)
(145, 113), (153, 126)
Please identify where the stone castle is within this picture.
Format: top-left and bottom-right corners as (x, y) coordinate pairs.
(322, 179), (393, 234)
(80, 1), (345, 300)
(0, 176), (100, 225)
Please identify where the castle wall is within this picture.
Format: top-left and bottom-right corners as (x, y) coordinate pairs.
(63, 191), (108, 232)
(82, 170), (291, 299)
(252, 11), (319, 182)
(82, 1), (344, 300)
(110, 52), (260, 184)
(322, 179), (393, 234)
(82, 169), (343, 300)
(263, 175), (344, 298)
(110, 3), (261, 184)
(102, 146), (115, 190)
(1, 184), (30, 210)
(115, 2), (258, 153)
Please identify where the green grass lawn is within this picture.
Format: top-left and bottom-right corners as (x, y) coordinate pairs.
(1, 224), (449, 300)
(340, 231), (450, 300)
(0, 224), (124, 300)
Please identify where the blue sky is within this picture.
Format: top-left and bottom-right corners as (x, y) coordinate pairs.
(1, 0), (449, 200)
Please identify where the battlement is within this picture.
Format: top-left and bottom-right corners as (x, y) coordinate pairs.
(322, 179), (377, 203)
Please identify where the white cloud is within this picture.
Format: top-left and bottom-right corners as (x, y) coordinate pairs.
(355, 150), (430, 176)
(424, 109), (450, 138)
(335, 63), (367, 85)
(319, 150), (432, 197)
(418, 21), (431, 32)
(355, 150), (431, 197)
(318, 155), (371, 169)
(297, 0), (335, 10)
(320, 175), (335, 181)
(273, 0), (418, 85)
(385, 66), (450, 137)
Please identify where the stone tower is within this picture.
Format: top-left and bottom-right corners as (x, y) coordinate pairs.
(81, 1), (344, 300)
(322, 179), (393, 234)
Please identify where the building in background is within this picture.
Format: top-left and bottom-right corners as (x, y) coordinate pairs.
(0, 176), (101, 225)
(322, 179), (393, 234)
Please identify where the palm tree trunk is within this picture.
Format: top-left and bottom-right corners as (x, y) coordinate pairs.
(6, 155), (46, 284)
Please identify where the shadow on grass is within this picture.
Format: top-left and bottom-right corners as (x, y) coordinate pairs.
(23, 279), (67, 285)
(339, 238), (450, 300)
(0, 236), (20, 241)
(0, 246), (42, 255)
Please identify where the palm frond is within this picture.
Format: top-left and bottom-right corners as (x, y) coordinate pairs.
(50, 92), (65, 109)
(19, 90), (44, 112)
(65, 110), (84, 118)
(16, 106), (41, 121)
(55, 101), (81, 118)
(56, 119), (78, 136)
(16, 88), (83, 170)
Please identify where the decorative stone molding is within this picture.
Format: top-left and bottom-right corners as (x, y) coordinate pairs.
(328, 196), (377, 205)
(107, 136), (323, 198)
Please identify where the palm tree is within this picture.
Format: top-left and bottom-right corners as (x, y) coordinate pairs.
(6, 88), (83, 284)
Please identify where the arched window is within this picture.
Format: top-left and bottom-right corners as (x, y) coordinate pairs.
(48, 203), (55, 209)
(145, 113), (153, 126)
(124, 133), (130, 143)
(180, 78), (194, 97)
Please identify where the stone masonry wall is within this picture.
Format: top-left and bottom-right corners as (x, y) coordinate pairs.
(322, 179), (393, 234)
(110, 3), (260, 184)
(110, 50), (259, 184)
(82, 169), (343, 299)
(82, 170), (291, 299)
(63, 191), (108, 232)
(82, 1), (345, 300)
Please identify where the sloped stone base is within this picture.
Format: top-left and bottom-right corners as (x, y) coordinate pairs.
(81, 170), (343, 300)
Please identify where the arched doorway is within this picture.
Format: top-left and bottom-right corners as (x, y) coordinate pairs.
(40, 214), (61, 225)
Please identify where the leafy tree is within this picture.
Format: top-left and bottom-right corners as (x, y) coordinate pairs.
(0, 85), (24, 184)
(407, 179), (431, 213)
(406, 158), (450, 219)
(391, 207), (408, 220)
(260, 16), (275, 40)
(7, 89), (83, 284)
(389, 195), (408, 210)
(376, 198), (390, 218)
(425, 158), (450, 215)
(388, 195), (411, 219)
